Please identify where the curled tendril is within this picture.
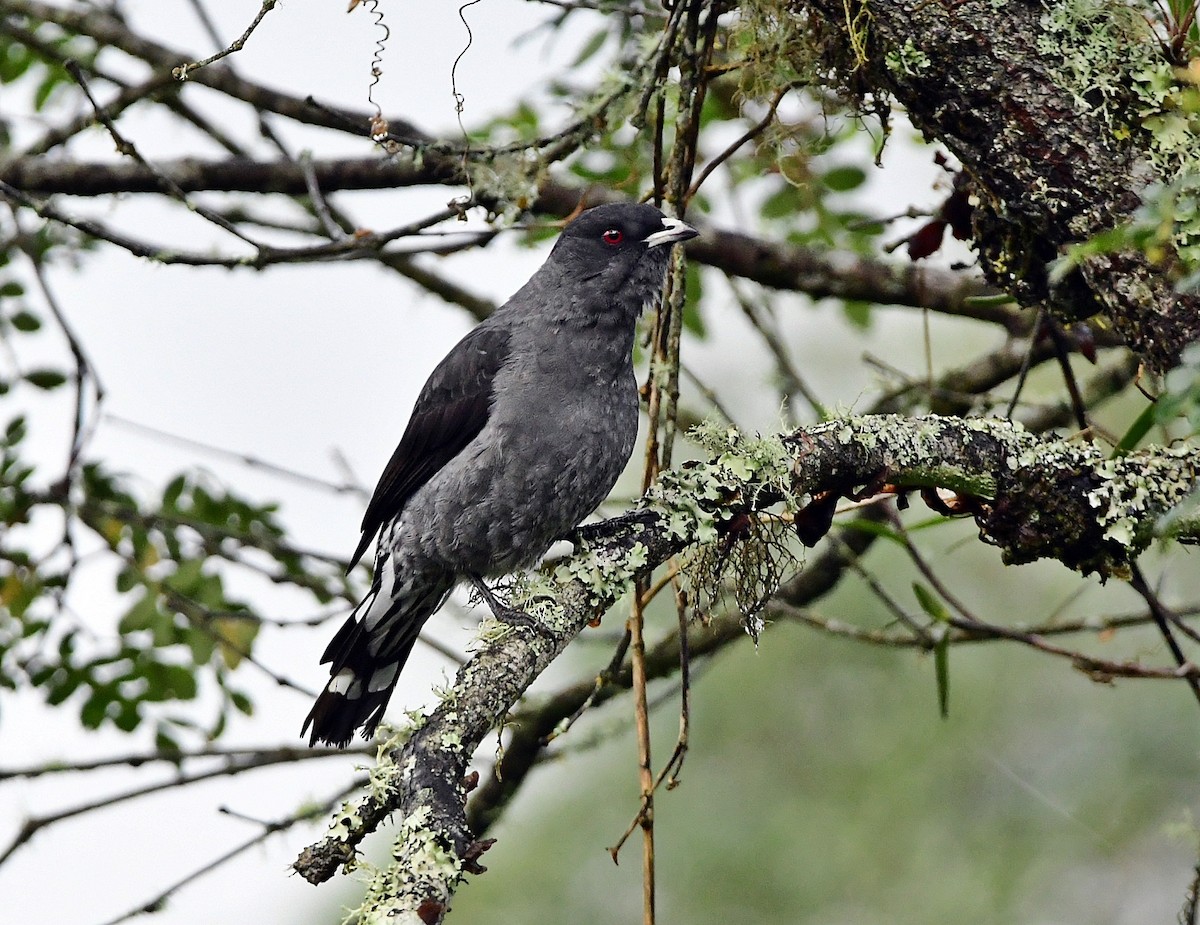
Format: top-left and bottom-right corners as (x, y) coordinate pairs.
(351, 0), (389, 124)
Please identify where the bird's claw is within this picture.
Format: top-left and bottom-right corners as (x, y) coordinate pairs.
(567, 509), (655, 546)
(469, 575), (554, 639)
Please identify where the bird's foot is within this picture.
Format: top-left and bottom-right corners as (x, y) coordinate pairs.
(566, 509), (655, 546)
(468, 575), (553, 638)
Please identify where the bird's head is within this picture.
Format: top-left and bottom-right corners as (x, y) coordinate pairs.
(548, 202), (699, 310)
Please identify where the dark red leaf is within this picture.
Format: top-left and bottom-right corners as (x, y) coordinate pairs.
(907, 220), (946, 260)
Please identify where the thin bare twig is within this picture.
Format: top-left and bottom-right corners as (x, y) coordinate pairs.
(104, 413), (366, 499)
(18, 221), (106, 477)
(727, 275), (828, 423)
(0, 743), (369, 781)
(828, 524), (935, 646)
(93, 775), (366, 925)
(685, 87), (791, 202)
(1046, 318), (1090, 431)
(680, 362), (738, 425)
(299, 150), (349, 241)
(0, 179), (476, 269)
(1005, 306), (1046, 419)
(172, 0), (279, 80)
(1129, 562), (1200, 710)
(1, 749), (361, 869)
(64, 60), (261, 249)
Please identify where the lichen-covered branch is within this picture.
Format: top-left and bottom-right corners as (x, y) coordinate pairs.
(293, 414), (1199, 921)
(802, 0), (1200, 369)
(291, 512), (681, 907)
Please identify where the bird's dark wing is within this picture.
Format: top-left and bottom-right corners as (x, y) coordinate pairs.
(349, 324), (512, 568)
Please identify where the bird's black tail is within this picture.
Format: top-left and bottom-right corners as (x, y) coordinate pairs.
(301, 613), (417, 747)
(302, 568), (453, 747)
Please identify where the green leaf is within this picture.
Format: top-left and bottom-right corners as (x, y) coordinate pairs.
(155, 727), (183, 756)
(761, 184), (805, 219)
(0, 40), (34, 83)
(162, 474), (188, 512)
(842, 300), (872, 329)
(4, 416), (26, 444)
(165, 665), (198, 700)
(912, 581), (952, 623)
(144, 662), (198, 701)
(962, 293), (1017, 308)
(230, 690), (254, 716)
(33, 69), (62, 112)
(184, 625), (216, 664)
(214, 616), (259, 668)
(933, 626), (950, 719)
(80, 688), (111, 729)
(117, 591), (160, 634)
(9, 310), (40, 332)
(166, 559), (205, 596)
(23, 369), (67, 391)
(1111, 400), (1159, 457)
(913, 583), (952, 718)
(45, 669), (81, 706)
(113, 699), (141, 732)
(821, 165), (866, 192)
(0, 570), (40, 618)
(571, 28), (608, 67)
(115, 566), (140, 595)
(839, 518), (906, 545)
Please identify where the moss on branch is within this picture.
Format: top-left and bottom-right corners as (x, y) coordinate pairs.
(295, 414), (1198, 920)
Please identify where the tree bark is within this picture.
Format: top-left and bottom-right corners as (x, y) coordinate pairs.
(802, 0), (1200, 370)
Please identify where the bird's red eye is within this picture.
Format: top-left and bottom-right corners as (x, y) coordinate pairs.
(602, 229), (624, 245)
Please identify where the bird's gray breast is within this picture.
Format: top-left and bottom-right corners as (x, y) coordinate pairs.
(402, 318), (639, 575)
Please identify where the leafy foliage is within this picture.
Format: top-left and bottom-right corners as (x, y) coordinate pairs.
(1, 447), (354, 742)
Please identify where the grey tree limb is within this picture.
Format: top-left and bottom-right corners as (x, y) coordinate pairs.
(292, 413), (1200, 921)
(0, 155), (998, 319)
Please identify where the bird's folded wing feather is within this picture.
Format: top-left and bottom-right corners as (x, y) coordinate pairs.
(349, 324), (513, 568)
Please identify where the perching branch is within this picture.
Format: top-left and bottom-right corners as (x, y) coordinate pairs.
(293, 414), (1200, 919)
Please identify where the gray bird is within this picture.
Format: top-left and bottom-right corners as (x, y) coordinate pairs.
(304, 202), (698, 746)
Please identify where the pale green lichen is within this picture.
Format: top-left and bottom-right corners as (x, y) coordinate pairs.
(554, 540), (649, 606)
(316, 728), (424, 850)
(1086, 444), (1200, 548)
(649, 423), (806, 629)
(687, 420), (797, 505)
(344, 805), (463, 925)
(647, 425), (791, 547)
(1038, 0), (1200, 276)
(725, 0), (820, 102)
(885, 38), (931, 77)
(470, 616), (518, 650)
(1037, 0), (1157, 125)
(467, 540), (648, 651)
(1134, 174), (1200, 286)
(496, 569), (566, 623)
(326, 799), (363, 845)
